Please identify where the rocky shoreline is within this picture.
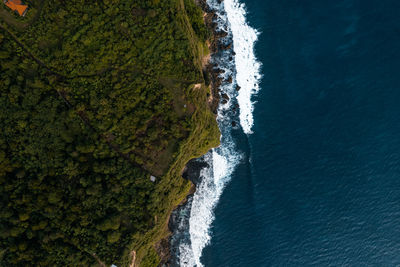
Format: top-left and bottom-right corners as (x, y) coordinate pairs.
(165, 159), (210, 266)
(154, 159), (207, 266)
(156, 0), (236, 266)
(201, 0), (234, 114)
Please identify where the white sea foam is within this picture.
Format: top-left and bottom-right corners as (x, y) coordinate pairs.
(177, 0), (260, 266)
(180, 140), (241, 267)
(225, 0), (262, 134)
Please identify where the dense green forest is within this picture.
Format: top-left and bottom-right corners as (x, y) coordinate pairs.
(0, 0), (219, 266)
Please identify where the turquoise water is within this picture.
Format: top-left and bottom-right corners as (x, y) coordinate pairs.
(201, 0), (400, 266)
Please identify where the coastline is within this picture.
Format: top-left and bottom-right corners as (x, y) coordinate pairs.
(165, 0), (262, 264)
(163, 0), (236, 266)
(132, 1), (227, 266)
(1, 1), (227, 266)
(129, 0), (261, 264)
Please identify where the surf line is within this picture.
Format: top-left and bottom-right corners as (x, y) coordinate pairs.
(225, 0), (262, 134)
(178, 1), (261, 266)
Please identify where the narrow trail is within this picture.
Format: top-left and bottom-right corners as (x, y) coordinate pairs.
(0, 24), (155, 174)
(91, 253), (107, 267)
(0, 23), (68, 79)
(129, 250), (136, 267)
(0, 24), (113, 79)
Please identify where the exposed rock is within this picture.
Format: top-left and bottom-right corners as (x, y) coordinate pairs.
(235, 85), (241, 91)
(155, 238), (170, 267)
(220, 42), (232, 50)
(221, 93), (229, 101)
(227, 76), (233, 83)
(161, 1), (226, 265)
(215, 68), (225, 74)
(182, 159), (209, 185)
(216, 30), (228, 38)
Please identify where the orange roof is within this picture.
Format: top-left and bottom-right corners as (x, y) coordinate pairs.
(4, 0), (28, 16)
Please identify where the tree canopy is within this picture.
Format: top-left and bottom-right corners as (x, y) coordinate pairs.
(0, 0), (219, 265)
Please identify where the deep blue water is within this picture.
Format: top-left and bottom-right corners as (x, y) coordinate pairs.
(202, 0), (400, 266)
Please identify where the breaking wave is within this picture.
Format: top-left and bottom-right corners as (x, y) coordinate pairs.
(173, 1), (261, 266)
(225, 0), (262, 134)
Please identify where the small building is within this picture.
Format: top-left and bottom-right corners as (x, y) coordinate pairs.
(3, 0), (28, 17)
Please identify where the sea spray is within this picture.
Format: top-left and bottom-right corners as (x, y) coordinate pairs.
(185, 137), (241, 266)
(225, 0), (262, 134)
(169, 0), (261, 266)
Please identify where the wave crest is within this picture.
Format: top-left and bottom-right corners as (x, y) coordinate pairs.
(175, 0), (261, 266)
(226, 0), (262, 134)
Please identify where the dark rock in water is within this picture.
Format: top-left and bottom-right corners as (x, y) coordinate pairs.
(221, 93), (229, 101)
(197, 0), (211, 12)
(220, 42), (232, 50)
(167, 194), (194, 267)
(215, 68), (225, 74)
(236, 85), (241, 91)
(216, 30), (228, 38)
(168, 1), (228, 266)
(182, 159), (209, 185)
(221, 99), (228, 104)
(227, 76), (233, 83)
(168, 156), (211, 266)
(231, 121), (237, 127)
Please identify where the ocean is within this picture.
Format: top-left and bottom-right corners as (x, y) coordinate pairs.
(171, 0), (400, 266)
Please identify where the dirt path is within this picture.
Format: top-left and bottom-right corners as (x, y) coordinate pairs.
(202, 50), (211, 69)
(91, 253), (106, 267)
(0, 23), (68, 78)
(129, 250), (136, 267)
(193, 83), (202, 90)
(0, 24), (156, 175)
(0, 23), (111, 79)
